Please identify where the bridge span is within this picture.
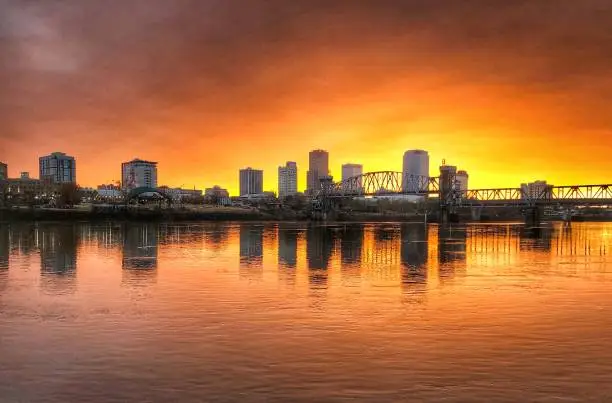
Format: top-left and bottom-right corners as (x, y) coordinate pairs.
(315, 171), (612, 223)
(457, 185), (612, 207)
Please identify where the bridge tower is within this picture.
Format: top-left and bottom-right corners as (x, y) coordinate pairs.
(312, 175), (336, 220)
(439, 163), (457, 224)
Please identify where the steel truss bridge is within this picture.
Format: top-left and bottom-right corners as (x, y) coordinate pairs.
(320, 171), (440, 199)
(458, 185), (612, 207)
(317, 171), (612, 208)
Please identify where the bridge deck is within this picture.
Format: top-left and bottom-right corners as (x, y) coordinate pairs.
(320, 172), (612, 207)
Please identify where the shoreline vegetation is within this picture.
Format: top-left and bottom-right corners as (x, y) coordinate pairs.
(2, 205), (612, 223)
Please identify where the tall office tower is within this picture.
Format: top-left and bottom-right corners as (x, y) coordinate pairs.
(306, 149), (329, 194)
(122, 159), (158, 190)
(278, 161), (298, 199)
(456, 170), (469, 197)
(402, 150), (429, 192)
(342, 163), (363, 192)
(239, 167), (264, 196)
(521, 180), (551, 200)
(0, 162), (7, 181)
(39, 152), (76, 184)
(341, 163), (363, 181)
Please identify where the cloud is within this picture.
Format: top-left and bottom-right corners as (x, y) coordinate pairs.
(0, 0), (611, 188)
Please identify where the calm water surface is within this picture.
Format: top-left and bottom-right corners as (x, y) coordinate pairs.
(1, 221), (612, 402)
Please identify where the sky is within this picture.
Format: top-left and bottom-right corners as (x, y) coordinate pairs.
(1, 0), (611, 195)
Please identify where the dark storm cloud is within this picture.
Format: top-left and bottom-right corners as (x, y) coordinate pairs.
(1, 0), (611, 148)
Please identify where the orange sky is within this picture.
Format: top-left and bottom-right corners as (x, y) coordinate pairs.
(1, 0), (611, 195)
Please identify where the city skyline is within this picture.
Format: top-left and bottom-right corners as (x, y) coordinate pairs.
(2, 1), (612, 195)
(0, 147), (585, 197)
(3, 143), (602, 196)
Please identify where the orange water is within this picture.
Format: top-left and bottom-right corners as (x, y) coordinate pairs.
(1, 222), (611, 402)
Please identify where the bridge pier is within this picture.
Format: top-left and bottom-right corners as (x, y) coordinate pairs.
(561, 208), (573, 224)
(524, 206), (542, 228)
(440, 208), (449, 226)
(470, 206), (483, 221)
(439, 208), (460, 225)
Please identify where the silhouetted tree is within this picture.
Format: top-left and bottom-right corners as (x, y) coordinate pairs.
(58, 183), (82, 207)
(0, 181), (8, 207)
(284, 194), (307, 211)
(185, 195), (205, 205)
(205, 194), (219, 205)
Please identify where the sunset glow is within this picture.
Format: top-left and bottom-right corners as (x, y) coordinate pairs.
(2, 1), (611, 195)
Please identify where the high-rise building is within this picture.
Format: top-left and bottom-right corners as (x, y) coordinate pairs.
(402, 150), (429, 192)
(341, 163), (363, 181)
(39, 152), (76, 184)
(121, 159), (158, 190)
(278, 161), (298, 199)
(521, 180), (551, 200)
(239, 168), (263, 196)
(306, 149), (329, 194)
(456, 170), (469, 197)
(0, 162), (7, 181)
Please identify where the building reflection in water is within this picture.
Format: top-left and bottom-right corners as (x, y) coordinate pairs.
(277, 224), (298, 286)
(239, 224), (264, 281)
(0, 226), (8, 271)
(94, 223), (122, 250)
(9, 223), (38, 256)
(340, 224), (363, 264)
(122, 224), (158, 286)
(400, 223), (428, 292)
(278, 224), (298, 268)
(306, 225), (334, 271)
(400, 224), (428, 269)
(39, 224), (78, 294)
(0, 226), (9, 292)
(438, 225), (467, 280)
(306, 225), (334, 297)
(338, 224), (363, 286)
(204, 222), (230, 252)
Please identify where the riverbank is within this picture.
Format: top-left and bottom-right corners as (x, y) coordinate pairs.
(0, 206), (279, 222)
(3, 206), (612, 223)
(0, 206), (431, 223)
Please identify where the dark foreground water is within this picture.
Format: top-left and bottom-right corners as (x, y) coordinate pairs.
(1, 221), (612, 402)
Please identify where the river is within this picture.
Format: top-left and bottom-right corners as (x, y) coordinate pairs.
(1, 222), (611, 402)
